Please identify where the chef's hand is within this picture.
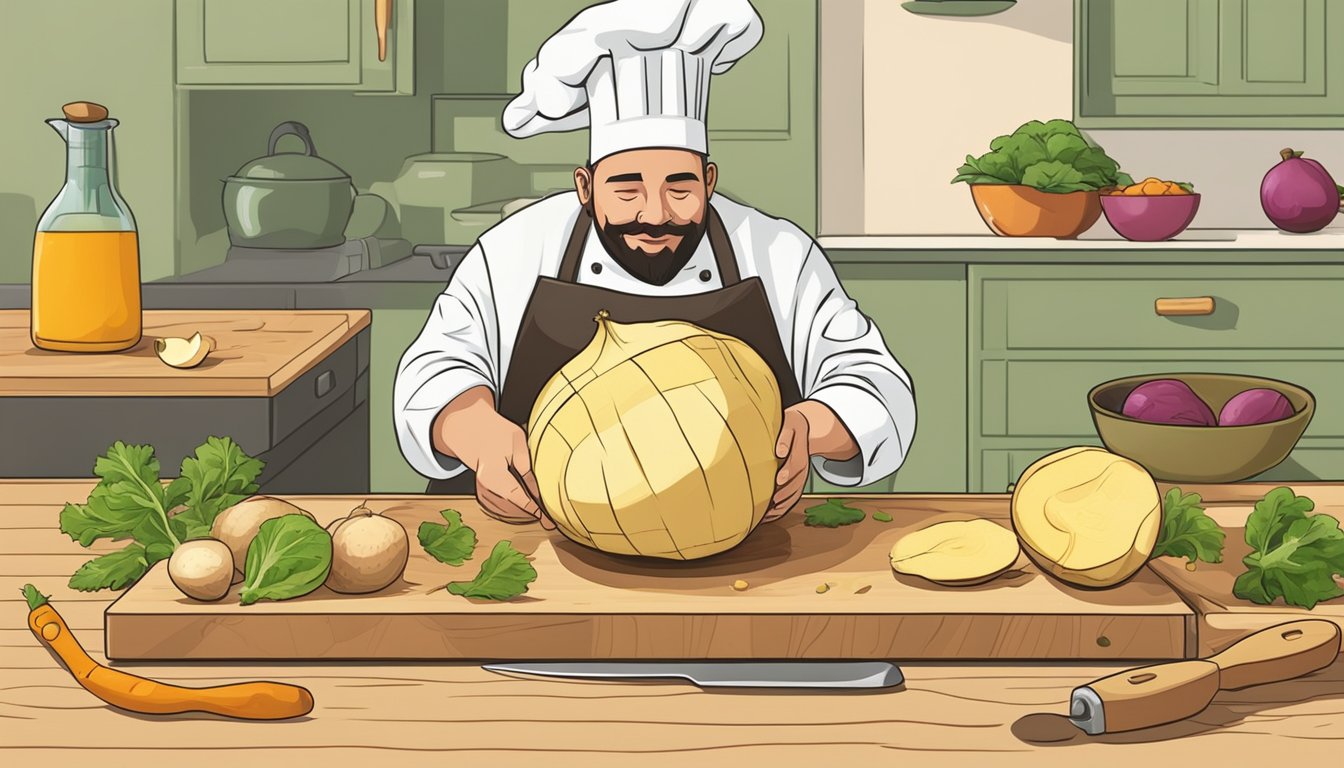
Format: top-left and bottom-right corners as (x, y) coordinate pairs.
(434, 387), (554, 529)
(764, 401), (861, 522)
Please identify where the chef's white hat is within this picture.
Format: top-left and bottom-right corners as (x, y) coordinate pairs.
(502, 0), (764, 164)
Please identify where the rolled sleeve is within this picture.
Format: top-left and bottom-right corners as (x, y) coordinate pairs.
(393, 245), (500, 480)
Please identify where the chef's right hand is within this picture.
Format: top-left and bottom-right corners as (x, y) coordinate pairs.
(434, 387), (554, 529)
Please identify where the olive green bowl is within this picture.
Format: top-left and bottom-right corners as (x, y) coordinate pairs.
(1088, 373), (1315, 483)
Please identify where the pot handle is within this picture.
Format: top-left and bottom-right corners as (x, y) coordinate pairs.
(268, 121), (318, 157)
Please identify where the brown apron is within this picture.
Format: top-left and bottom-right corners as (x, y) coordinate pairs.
(426, 204), (803, 494)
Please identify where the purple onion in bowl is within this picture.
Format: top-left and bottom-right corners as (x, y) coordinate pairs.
(1100, 194), (1201, 242)
(1122, 379), (1217, 426)
(1219, 388), (1296, 426)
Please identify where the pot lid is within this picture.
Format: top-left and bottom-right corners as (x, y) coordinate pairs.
(229, 121), (351, 182)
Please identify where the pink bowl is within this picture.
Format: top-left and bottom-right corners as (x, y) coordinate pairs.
(1100, 194), (1201, 241)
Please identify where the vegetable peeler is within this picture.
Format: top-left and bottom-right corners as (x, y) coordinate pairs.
(483, 661), (904, 689)
(1068, 619), (1341, 735)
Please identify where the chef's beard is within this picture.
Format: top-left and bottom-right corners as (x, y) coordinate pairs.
(588, 202), (706, 286)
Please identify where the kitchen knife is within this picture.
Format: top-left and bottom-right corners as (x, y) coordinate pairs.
(482, 661), (904, 689)
(1068, 619), (1341, 735)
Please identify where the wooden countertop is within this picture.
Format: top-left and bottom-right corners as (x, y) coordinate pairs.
(4, 480), (1344, 763)
(0, 310), (370, 397)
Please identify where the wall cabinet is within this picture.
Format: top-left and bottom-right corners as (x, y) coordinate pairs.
(1076, 0), (1344, 126)
(176, 0), (413, 93)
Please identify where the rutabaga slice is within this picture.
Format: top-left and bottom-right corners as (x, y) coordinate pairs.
(889, 519), (1021, 586)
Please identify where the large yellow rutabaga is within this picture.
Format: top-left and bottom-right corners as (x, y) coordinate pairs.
(1010, 447), (1161, 588)
(527, 311), (783, 560)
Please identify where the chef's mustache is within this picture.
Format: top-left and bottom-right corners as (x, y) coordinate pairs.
(602, 219), (701, 241)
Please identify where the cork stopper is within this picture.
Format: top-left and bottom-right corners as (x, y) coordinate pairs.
(61, 101), (109, 123)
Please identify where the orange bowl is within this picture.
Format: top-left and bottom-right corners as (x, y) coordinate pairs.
(970, 184), (1102, 238)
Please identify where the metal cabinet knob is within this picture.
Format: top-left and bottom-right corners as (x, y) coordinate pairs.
(315, 370), (336, 398)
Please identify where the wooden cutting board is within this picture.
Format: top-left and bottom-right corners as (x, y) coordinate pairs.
(1148, 484), (1344, 657)
(0, 310), (369, 396)
(105, 494), (1194, 661)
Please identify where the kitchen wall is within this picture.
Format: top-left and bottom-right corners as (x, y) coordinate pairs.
(819, 0), (1344, 235)
(0, 0), (177, 283)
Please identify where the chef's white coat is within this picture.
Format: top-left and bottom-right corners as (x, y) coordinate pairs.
(394, 191), (917, 488)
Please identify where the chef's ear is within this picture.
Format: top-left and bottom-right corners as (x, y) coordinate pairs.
(704, 161), (717, 199)
(574, 165), (594, 205)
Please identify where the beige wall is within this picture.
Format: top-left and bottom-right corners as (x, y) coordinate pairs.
(821, 0), (1344, 235)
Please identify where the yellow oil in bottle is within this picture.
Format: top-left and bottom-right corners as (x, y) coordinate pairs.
(31, 231), (142, 352)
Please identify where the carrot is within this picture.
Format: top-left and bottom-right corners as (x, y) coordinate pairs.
(22, 584), (313, 720)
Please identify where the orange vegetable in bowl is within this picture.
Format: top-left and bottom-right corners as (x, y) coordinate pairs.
(1110, 177), (1193, 196)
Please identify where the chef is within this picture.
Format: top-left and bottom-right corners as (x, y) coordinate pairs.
(395, 0), (916, 526)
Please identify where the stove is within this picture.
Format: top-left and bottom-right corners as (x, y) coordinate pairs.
(165, 237), (413, 283)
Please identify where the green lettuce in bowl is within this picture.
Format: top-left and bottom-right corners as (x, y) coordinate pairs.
(952, 119), (1133, 193)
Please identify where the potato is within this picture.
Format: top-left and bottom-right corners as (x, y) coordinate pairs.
(889, 519), (1021, 586)
(1010, 447), (1161, 588)
(325, 505), (409, 594)
(211, 496), (315, 572)
(168, 539), (236, 601)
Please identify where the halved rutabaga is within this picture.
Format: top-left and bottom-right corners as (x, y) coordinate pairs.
(1010, 447), (1161, 589)
(890, 519), (1021, 586)
(527, 311), (783, 560)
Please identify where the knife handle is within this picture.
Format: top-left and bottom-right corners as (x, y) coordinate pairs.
(1208, 620), (1340, 691)
(1079, 660), (1219, 733)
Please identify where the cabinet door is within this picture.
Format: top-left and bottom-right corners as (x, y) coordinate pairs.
(176, 0), (410, 92)
(1076, 0), (1344, 126)
(809, 264), (968, 494)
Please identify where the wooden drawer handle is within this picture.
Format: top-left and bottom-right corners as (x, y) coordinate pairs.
(1155, 297), (1215, 316)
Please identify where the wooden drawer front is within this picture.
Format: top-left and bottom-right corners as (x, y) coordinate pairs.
(978, 443), (1344, 493)
(976, 266), (1344, 351)
(979, 358), (1344, 438)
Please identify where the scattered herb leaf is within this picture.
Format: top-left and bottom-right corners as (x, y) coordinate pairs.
(872, 511), (894, 523)
(69, 545), (151, 592)
(1154, 488), (1225, 564)
(1233, 487), (1344, 610)
(446, 541), (537, 601)
(419, 509), (478, 566)
(804, 498), (865, 528)
(240, 514), (332, 606)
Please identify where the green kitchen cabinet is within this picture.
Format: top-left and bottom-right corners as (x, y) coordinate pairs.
(810, 264), (968, 495)
(176, 0), (414, 93)
(1077, 0), (1344, 126)
(969, 264), (1344, 491)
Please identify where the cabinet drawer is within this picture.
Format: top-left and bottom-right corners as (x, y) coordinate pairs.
(979, 358), (1344, 438)
(977, 442), (1344, 493)
(976, 266), (1344, 351)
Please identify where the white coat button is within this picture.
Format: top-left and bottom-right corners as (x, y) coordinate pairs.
(699, 269), (712, 282)
(591, 262), (603, 275)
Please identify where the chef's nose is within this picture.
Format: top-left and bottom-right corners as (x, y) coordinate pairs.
(637, 194), (669, 225)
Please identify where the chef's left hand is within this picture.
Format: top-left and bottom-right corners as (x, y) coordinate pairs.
(765, 401), (860, 522)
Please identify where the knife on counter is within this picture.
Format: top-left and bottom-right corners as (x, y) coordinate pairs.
(482, 661), (904, 689)
(1068, 619), (1341, 735)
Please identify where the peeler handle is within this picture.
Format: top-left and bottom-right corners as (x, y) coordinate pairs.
(1071, 660), (1219, 734)
(1208, 620), (1340, 691)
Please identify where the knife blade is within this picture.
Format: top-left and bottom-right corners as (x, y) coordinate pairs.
(482, 661), (904, 689)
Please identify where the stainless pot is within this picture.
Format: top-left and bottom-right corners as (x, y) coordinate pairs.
(223, 122), (355, 249)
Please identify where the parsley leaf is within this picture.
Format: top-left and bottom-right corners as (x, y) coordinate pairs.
(1233, 487), (1344, 610)
(419, 509), (478, 566)
(872, 511), (894, 523)
(69, 545), (151, 592)
(169, 437), (265, 540)
(804, 498), (865, 528)
(1154, 488), (1225, 564)
(60, 442), (179, 551)
(446, 541), (537, 600)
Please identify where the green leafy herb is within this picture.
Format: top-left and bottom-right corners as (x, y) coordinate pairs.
(872, 511), (894, 523)
(418, 509), (478, 566)
(804, 498), (865, 528)
(240, 514), (332, 606)
(69, 545), (152, 592)
(952, 119), (1130, 193)
(21, 584), (49, 612)
(58, 438), (264, 592)
(1233, 487), (1344, 610)
(1153, 488), (1225, 564)
(446, 541), (537, 601)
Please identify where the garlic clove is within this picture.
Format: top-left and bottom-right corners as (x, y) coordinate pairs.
(155, 332), (210, 369)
